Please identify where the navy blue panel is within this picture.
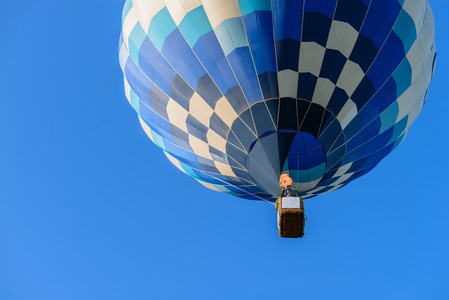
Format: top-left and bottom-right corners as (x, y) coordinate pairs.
(225, 85), (250, 115)
(334, 0), (368, 31)
(170, 124), (193, 152)
(251, 102), (277, 137)
(376, 77), (397, 112)
(258, 72), (279, 99)
(195, 74), (223, 108)
(351, 76), (375, 110)
(209, 113), (229, 139)
(276, 38), (300, 71)
(170, 74), (194, 110)
(149, 85), (169, 119)
(272, 0), (304, 41)
(302, 12), (332, 47)
(296, 100), (311, 128)
(297, 73), (318, 101)
(349, 34), (379, 72)
(278, 98), (298, 130)
(304, 0), (337, 19)
(360, 2), (398, 49)
(239, 109), (257, 135)
(226, 143), (247, 168)
(326, 87), (348, 116)
(343, 115), (362, 140)
(381, 32), (405, 71)
(365, 53), (392, 90)
(320, 110), (332, 135)
(186, 115), (208, 142)
(320, 49), (347, 84)
(231, 117), (257, 152)
(300, 103), (325, 137)
(320, 166), (339, 183)
(356, 96), (380, 127)
(265, 98), (280, 127)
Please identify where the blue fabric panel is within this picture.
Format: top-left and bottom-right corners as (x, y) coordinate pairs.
(351, 76), (375, 110)
(393, 59), (412, 97)
(225, 85), (250, 115)
(302, 131), (322, 150)
(239, 0), (271, 16)
(227, 47), (263, 105)
(387, 116), (407, 145)
(297, 73), (318, 101)
(178, 6), (212, 48)
(125, 58), (152, 107)
(170, 74), (194, 110)
(357, 96), (380, 127)
(192, 31), (237, 95)
(366, 53), (392, 91)
(381, 32), (406, 73)
(186, 115), (208, 143)
(375, 78), (397, 112)
(239, 109), (257, 135)
(162, 29), (206, 90)
(393, 10), (417, 54)
(276, 38), (300, 71)
(148, 7), (177, 52)
(209, 113), (229, 139)
(343, 116), (362, 140)
(272, 0), (304, 41)
(258, 72), (279, 99)
(320, 49), (347, 84)
(278, 98), (298, 130)
(326, 87), (349, 116)
(301, 12), (332, 47)
(195, 74), (223, 108)
(148, 84), (169, 119)
(231, 117), (257, 152)
(129, 89), (140, 114)
(349, 34), (379, 72)
(304, 0), (337, 19)
(300, 103), (326, 137)
(138, 39), (176, 97)
(379, 101), (399, 133)
(209, 146), (227, 164)
(295, 100), (311, 132)
(304, 147), (325, 168)
(139, 105), (174, 144)
(242, 11), (277, 74)
(251, 103), (277, 137)
(334, 0), (369, 31)
(170, 124), (193, 152)
(197, 156), (220, 173)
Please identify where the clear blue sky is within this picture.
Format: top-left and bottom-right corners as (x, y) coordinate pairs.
(0, 1), (448, 299)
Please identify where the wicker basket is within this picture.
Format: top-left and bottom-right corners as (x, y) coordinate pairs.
(277, 196), (305, 238)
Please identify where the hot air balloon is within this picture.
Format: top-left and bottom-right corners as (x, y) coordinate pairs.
(119, 0), (436, 237)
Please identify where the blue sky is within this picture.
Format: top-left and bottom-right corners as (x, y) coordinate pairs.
(1, 1), (448, 299)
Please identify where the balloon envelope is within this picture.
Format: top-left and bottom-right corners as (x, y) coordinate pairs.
(119, 0), (436, 202)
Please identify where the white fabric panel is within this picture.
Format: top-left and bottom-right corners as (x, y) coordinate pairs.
(198, 181), (225, 192)
(334, 163), (353, 177)
(165, 0), (202, 25)
(214, 161), (236, 177)
(337, 60), (365, 96)
(331, 173), (354, 186)
(397, 72), (426, 124)
(202, 0), (241, 29)
(122, 6), (139, 50)
(278, 70), (299, 98)
(312, 78), (335, 107)
(402, 0), (426, 34)
(166, 99), (189, 132)
(139, 116), (157, 144)
(133, 0), (165, 33)
(326, 21), (359, 58)
(297, 178), (321, 192)
(214, 97), (238, 128)
(189, 135), (213, 159)
(189, 93), (214, 126)
(298, 42), (325, 76)
(163, 150), (186, 173)
(337, 99), (357, 129)
(207, 130), (227, 153)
